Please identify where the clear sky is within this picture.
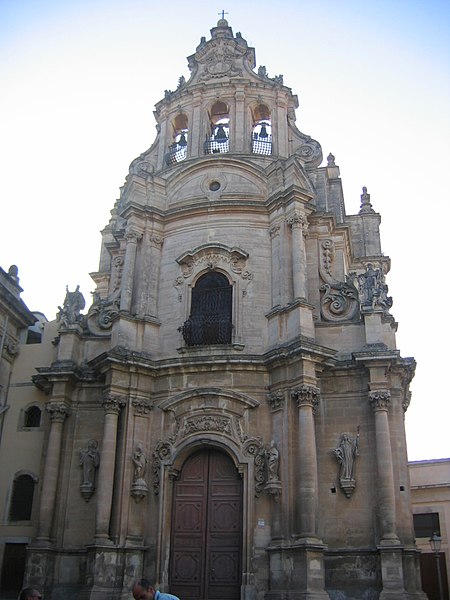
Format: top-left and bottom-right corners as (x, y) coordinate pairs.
(1, 0), (449, 461)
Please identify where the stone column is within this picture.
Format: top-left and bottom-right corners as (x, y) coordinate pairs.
(291, 384), (320, 539)
(234, 86), (245, 152)
(369, 389), (399, 543)
(269, 223), (281, 307)
(95, 394), (126, 543)
(120, 229), (142, 313)
(36, 402), (69, 543)
(287, 212), (308, 300)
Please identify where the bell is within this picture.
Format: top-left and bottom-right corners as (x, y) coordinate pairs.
(215, 124), (227, 140)
(259, 123), (268, 138)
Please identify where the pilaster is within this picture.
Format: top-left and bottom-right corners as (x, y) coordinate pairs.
(120, 228), (142, 313)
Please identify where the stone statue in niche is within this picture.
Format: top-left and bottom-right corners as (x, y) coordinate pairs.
(79, 439), (100, 502)
(267, 440), (280, 482)
(333, 428), (360, 498)
(131, 443), (148, 502)
(265, 440), (282, 499)
(358, 264), (393, 312)
(58, 285), (85, 326)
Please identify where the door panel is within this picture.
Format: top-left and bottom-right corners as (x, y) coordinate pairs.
(170, 449), (242, 600)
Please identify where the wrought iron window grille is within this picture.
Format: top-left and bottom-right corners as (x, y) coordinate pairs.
(179, 275), (233, 346)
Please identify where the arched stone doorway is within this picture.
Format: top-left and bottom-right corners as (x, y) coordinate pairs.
(169, 448), (243, 600)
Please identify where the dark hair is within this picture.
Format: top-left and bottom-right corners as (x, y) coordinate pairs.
(19, 589), (40, 600)
(136, 579), (154, 590)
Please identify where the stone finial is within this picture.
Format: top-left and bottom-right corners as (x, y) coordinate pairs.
(359, 186), (375, 214)
(7, 265), (19, 285)
(327, 153), (336, 167)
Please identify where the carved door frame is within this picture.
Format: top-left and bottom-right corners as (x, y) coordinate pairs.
(156, 436), (257, 600)
(154, 387), (262, 600)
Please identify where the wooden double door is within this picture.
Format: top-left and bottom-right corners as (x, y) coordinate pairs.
(169, 449), (243, 600)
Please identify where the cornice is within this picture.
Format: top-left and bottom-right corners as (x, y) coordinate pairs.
(87, 337), (337, 378)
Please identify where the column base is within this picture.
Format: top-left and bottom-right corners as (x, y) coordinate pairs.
(267, 541), (329, 600)
(378, 546), (416, 599)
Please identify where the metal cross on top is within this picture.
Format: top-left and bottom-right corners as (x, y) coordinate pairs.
(218, 10), (229, 19)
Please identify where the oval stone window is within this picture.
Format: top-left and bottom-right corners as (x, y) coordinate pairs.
(209, 181), (221, 191)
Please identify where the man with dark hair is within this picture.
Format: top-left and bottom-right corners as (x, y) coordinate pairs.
(18, 588), (42, 600)
(132, 579), (179, 600)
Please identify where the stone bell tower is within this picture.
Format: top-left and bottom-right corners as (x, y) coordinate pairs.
(26, 18), (425, 600)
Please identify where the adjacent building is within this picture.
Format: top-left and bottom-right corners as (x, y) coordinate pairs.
(410, 459), (450, 600)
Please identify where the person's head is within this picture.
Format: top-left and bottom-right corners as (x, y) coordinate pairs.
(19, 588), (42, 600)
(132, 579), (156, 600)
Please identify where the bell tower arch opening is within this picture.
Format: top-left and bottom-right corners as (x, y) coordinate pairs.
(251, 103), (272, 155)
(205, 101), (230, 154)
(166, 113), (189, 165)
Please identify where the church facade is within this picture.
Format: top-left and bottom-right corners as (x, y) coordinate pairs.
(14, 19), (425, 600)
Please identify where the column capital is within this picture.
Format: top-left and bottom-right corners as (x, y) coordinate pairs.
(148, 234), (163, 249)
(46, 402), (69, 422)
(369, 389), (391, 412)
(131, 396), (153, 415)
(291, 384), (320, 411)
(267, 390), (285, 411)
(125, 228), (142, 243)
(269, 223), (281, 238)
(102, 394), (127, 415)
(287, 211), (308, 234)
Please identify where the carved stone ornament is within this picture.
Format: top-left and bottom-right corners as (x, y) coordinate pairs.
(358, 263), (393, 313)
(177, 245), (250, 279)
(79, 439), (100, 502)
(3, 338), (19, 358)
(319, 239), (360, 322)
(243, 437), (266, 497)
(101, 394), (126, 415)
(131, 396), (153, 415)
(46, 402), (69, 423)
(152, 441), (172, 495)
(189, 21), (249, 82)
(267, 390), (284, 411)
(333, 428), (360, 499)
(131, 443), (148, 502)
(369, 389), (391, 412)
(287, 211), (308, 235)
(269, 223), (281, 238)
(291, 384), (320, 413)
(86, 293), (120, 336)
(257, 65), (283, 85)
(184, 415), (233, 436)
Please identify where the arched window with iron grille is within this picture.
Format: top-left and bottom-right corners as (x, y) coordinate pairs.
(180, 272), (232, 345)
